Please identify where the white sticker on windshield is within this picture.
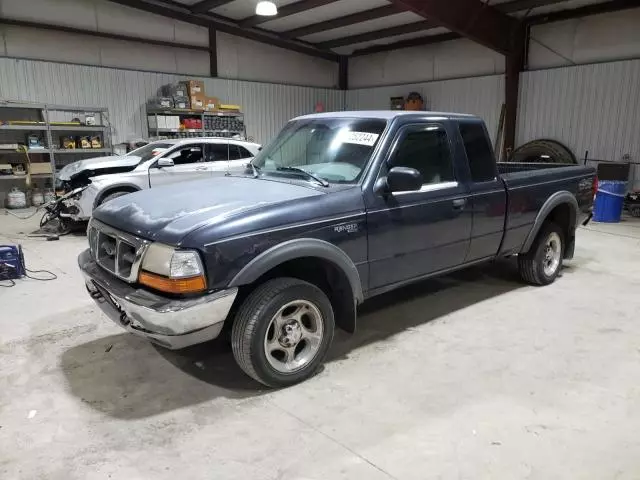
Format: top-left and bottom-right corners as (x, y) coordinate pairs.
(341, 131), (379, 146)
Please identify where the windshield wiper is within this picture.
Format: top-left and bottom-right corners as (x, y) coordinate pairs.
(276, 166), (329, 187)
(247, 162), (261, 178)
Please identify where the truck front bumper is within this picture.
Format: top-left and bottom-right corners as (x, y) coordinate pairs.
(78, 249), (237, 349)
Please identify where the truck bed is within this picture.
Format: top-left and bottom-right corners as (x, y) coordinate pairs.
(496, 162), (596, 256)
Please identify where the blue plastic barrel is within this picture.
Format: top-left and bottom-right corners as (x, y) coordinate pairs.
(593, 180), (627, 222)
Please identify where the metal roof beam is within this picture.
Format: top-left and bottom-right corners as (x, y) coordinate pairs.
(350, 32), (462, 57)
(283, 5), (405, 38)
(318, 20), (435, 49)
(190, 0), (234, 14)
(312, 0), (563, 51)
(526, 0), (640, 25)
(389, 0), (521, 55)
(240, 0), (341, 28)
(106, 0), (339, 61)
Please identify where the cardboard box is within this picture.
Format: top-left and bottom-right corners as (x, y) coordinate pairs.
(190, 94), (206, 111)
(203, 96), (219, 112)
(29, 162), (52, 175)
(185, 80), (204, 96)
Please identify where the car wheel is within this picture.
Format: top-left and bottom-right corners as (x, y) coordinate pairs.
(518, 222), (565, 286)
(99, 191), (131, 206)
(231, 277), (335, 388)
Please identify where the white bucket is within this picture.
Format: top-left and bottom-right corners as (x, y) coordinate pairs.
(7, 187), (27, 209)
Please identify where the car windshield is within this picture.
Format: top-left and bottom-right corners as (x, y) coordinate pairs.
(252, 118), (387, 184)
(126, 142), (174, 163)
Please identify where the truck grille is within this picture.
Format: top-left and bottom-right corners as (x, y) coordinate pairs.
(87, 219), (149, 283)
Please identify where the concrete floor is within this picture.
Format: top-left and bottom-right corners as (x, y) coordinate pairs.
(1, 210), (640, 480)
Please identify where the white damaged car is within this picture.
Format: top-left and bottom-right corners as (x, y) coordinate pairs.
(58, 138), (261, 221)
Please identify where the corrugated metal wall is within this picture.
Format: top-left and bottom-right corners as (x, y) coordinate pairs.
(518, 59), (640, 188)
(345, 74), (505, 144)
(0, 58), (345, 145)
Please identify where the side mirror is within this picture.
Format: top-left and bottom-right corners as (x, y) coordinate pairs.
(156, 158), (174, 168)
(385, 166), (423, 193)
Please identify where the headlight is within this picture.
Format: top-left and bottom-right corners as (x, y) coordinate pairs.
(139, 243), (206, 294)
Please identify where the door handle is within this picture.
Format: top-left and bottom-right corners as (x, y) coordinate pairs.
(452, 198), (466, 210)
(195, 166), (208, 171)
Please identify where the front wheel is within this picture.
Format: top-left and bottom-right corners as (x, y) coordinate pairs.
(518, 222), (564, 286)
(231, 277), (335, 388)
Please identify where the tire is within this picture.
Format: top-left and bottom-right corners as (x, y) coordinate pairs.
(518, 222), (565, 286)
(99, 190), (131, 206)
(231, 277), (335, 388)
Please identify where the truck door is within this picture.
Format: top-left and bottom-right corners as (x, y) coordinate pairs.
(457, 119), (507, 262)
(365, 122), (472, 290)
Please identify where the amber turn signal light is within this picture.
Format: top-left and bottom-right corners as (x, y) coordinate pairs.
(139, 270), (206, 294)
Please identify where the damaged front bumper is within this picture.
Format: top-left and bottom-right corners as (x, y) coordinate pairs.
(61, 184), (99, 221)
(78, 249), (237, 349)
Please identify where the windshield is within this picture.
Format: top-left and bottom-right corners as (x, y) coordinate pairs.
(126, 142), (173, 163)
(252, 118), (387, 184)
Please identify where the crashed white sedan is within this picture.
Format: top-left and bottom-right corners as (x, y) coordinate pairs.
(58, 138), (261, 221)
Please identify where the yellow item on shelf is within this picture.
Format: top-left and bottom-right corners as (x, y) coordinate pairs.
(219, 104), (241, 111)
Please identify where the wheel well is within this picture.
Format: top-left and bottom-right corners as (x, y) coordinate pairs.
(545, 203), (573, 241)
(95, 186), (138, 207)
(235, 257), (357, 334)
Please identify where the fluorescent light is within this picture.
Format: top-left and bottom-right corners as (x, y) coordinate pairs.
(256, 1), (277, 16)
(540, 154), (551, 159)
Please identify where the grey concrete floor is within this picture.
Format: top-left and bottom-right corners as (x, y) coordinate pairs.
(1, 210), (640, 480)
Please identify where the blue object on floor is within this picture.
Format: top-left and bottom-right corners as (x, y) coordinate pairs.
(0, 244), (25, 279)
(593, 180), (627, 223)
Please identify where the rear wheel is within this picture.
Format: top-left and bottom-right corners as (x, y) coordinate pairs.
(518, 222), (564, 286)
(231, 277), (335, 388)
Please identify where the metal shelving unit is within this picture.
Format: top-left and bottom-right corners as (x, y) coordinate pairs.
(147, 108), (246, 140)
(0, 101), (113, 197)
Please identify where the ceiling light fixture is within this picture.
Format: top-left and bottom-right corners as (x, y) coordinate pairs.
(256, 1), (278, 16)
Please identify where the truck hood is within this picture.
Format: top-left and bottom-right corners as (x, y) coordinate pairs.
(58, 154), (141, 181)
(92, 176), (324, 244)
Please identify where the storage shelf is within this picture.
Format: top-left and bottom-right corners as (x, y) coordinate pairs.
(0, 124), (48, 131)
(0, 173), (52, 181)
(147, 108), (243, 117)
(49, 125), (108, 131)
(154, 128), (244, 133)
(0, 148), (50, 153)
(52, 148), (111, 154)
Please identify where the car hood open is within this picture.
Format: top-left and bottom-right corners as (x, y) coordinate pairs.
(92, 176), (323, 245)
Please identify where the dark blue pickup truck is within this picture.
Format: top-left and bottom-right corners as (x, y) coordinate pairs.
(79, 111), (595, 387)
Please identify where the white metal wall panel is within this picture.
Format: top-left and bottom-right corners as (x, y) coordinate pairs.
(349, 39), (505, 88)
(517, 59), (640, 185)
(0, 58), (344, 145)
(346, 74), (505, 144)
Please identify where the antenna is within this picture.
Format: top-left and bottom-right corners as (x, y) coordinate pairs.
(225, 136), (230, 176)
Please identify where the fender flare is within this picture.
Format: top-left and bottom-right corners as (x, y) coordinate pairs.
(520, 191), (578, 253)
(93, 183), (141, 209)
(228, 238), (364, 304)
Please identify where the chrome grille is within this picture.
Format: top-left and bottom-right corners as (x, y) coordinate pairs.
(87, 219), (149, 283)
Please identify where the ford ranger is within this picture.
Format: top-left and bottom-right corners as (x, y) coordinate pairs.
(79, 111), (595, 387)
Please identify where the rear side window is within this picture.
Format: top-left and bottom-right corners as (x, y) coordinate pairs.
(390, 127), (455, 185)
(459, 121), (496, 182)
(236, 146), (253, 159)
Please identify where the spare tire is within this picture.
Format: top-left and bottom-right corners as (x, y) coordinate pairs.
(511, 139), (577, 164)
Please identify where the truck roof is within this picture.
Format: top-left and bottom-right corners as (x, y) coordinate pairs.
(293, 111), (477, 121)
